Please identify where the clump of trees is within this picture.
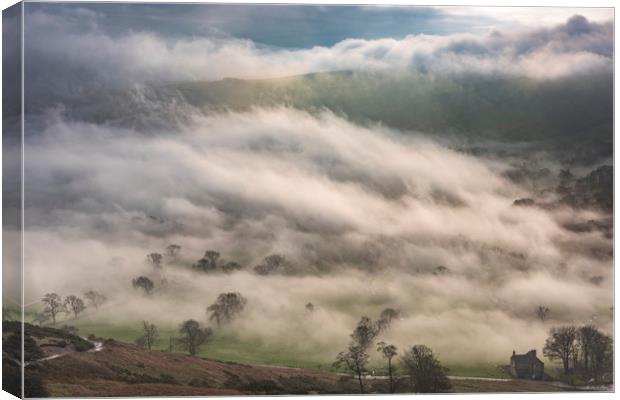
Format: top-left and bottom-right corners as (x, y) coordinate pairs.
(432, 265), (450, 276)
(221, 261), (243, 273)
(335, 314), (450, 394)
(193, 250), (243, 274)
(543, 324), (612, 382)
(135, 321), (159, 350)
(253, 254), (293, 275)
(194, 250), (220, 272)
(401, 345), (451, 393)
(40, 291), (107, 325)
(132, 276), (154, 295)
(207, 292), (247, 327)
(178, 319), (213, 355)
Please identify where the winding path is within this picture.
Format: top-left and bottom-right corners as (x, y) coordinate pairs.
(22, 337), (104, 367)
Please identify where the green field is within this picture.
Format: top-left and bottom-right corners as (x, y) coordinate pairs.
(70, 319), (333, 370)
(61, 318), (511, 377)
(13, 308), (518, 379)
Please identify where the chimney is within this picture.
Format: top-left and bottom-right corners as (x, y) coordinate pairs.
(512, 350), (516, 357)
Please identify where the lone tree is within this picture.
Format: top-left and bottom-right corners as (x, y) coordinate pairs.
(146, 253), (163, 270)
(136, 321), (159, 350)
(334, 316), (379, 394)
(132, 276), (154, 296)
(194, 250), (220, 272)
(64, 295), (86, 319)
(84, 290), (107, 310)
(207, 292), (247, 327)
(377, 341), (398, 393)
(536, 306), (550, 323)
(42, 293), (66, 324)
(401, 345), (451, 393)
(376, 308), (401, 332)
(166, 244), (181, 258)
(179, 319), (212, 356)
(305, 302), (315, 313)
(543, 326), (577, 375)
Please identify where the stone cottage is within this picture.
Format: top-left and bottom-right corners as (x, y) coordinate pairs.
(510, 350), (544, 380)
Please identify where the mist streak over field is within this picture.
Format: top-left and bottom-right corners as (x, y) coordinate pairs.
(19, 107), (612, 363)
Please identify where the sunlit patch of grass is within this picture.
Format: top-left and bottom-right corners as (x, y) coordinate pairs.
(69, 318), (523, 380)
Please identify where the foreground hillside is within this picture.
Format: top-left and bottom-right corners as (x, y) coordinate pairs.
(4, 323), (572, 396)
(31, 340), (570, 396)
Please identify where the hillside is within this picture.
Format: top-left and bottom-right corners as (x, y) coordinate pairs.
(35, 70), (612, 166)
(3, 323), (571, 396)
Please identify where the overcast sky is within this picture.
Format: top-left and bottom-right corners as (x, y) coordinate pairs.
(24, 3), (613, 48)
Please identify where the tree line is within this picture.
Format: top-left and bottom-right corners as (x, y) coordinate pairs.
(334, 312), (450, 394)
(543, 324), (612, 383)
(134, 292), (247, 356)
(37, 291), (107, 325)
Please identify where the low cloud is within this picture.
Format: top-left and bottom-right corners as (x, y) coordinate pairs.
(17, 108), (612, 363)
(24, 10), (612, 100)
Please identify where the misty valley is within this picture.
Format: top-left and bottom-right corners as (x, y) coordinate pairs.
(2, 3), (614, 397)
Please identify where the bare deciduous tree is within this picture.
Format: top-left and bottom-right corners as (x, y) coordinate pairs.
(377, 341), (398, 393)
(589, 330), (613, 382)
(136, 321), (159, 350)
(132, 276), (154, 296)
(335, 345), (369, 394)
(401, 345), (451, 393)
(178, 319), (212, 356)
(577, 325), (597, 373)
(64, 295), (86, 319)
(536, 306), (550, 323)
(166, 244), (181, 258)
(147, 253), (164, 270)
(84, 290), (107, 310)
(543, 326), (577, 374)
(42, 293), (66, 324)
(334, 316), (379, 394)
(207, 292), (247, 327)
(351, 316), (378, 350)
